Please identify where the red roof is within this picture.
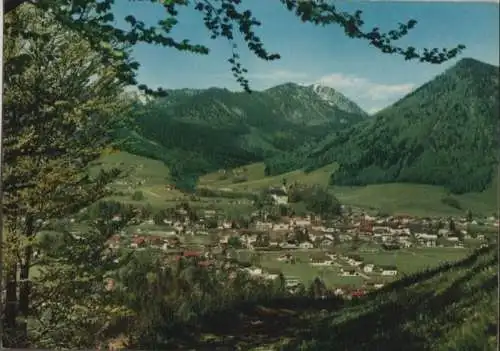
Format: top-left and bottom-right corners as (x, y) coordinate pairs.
(351, 289), (366, 297)
(133, 237), (145, 244)
(183, 251), (201, 257)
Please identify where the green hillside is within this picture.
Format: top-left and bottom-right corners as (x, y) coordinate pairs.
(118, 83), (367, 190)
(299, 58), (499, 194)
(175, 245), (497, 351)
(90, 151), (185, 207)
(279, 244), (498, 351)
(199, 161), (497, 217)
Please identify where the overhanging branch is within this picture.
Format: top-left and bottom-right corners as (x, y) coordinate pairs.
(4, 0), (31, 13)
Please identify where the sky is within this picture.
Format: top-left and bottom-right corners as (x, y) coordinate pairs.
(113, 1), (499, 113)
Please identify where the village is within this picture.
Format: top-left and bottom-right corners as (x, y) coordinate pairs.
(103, 195), (498, 298)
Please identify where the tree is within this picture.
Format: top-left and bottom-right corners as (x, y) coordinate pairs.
(2, 6), (130, 346)
(227, 236), (243, 248)
(449, 218), (457, 233)
(466, 209), (473, 222)
(5, 0), (465, 96)
(131, 190), (145, 201)
(29, 214), (135, 349)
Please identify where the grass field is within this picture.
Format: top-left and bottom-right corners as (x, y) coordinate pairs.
(199, 162), (497, 217)
(235, 246), (472, 288)
(352, 247), (471, 274)
(199, 163), (337, 190)
(245, 250), (364, 288)
(91, 152), (258, 215)
(92, 152), (497, 217)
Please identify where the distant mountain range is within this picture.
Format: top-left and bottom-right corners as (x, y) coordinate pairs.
(119, 57), (498, 194)
(265, 58), (499, 194)
(118, 83), (368, 190)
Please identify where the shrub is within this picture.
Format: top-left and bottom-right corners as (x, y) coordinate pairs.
(131, 190), (145, 201)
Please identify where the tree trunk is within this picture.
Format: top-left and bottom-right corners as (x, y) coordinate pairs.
(18, 245), (32, 347)
(17, 215), (35, 347)
(3, 265), (18, 347)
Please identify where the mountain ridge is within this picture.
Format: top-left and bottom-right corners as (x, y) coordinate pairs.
(296, 57), (499, 194)
(118, 81), (368, 190)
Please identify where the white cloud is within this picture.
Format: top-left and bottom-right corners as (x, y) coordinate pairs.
(247, 69), (309, 82)
(314, 73), (415, 101)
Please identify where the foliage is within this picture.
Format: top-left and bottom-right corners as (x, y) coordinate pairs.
(29, 212), (136, 349)
(119, 83), (366, 189)
(281, 245), (498, 351)
(288, 185), (341, 218)
(111, 249), (290, 349)
(5, 0), (465, 96)
(227, 236), (243, 248)
(2, 6), (131, 347)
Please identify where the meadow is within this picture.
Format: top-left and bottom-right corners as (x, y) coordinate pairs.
(91, 152), (496, 218)
(199, 162), (497, 218)
(236, 246), (472, 288)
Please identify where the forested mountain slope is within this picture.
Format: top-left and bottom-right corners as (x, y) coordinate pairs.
(275, 58), (499, 194)
(117, 83), (367, 190)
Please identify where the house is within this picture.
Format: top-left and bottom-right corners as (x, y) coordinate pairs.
(309, 253), (333, 266)
(318, 238), (334, 249)
(362, 263), (375, 273)
(147, 236), (164, 247)
(273, 223), (290, 231)
(341, 269), (358, 277)
(351, 289), (366, 298)
(218, 221), (232, 229)
(416, 233), (437, 247)
(438, 228), (450, 237)
(277, 254), (292, 262)
(299, 241), (314, 249)
(268, 186), (288, 205)
(204, 209), (216, 218)
(333, 288), (345, 296)
(293, 217), (311, 227)
(176, 251), (202, 260)
(105, 278), (116, 292)
(281, 242), (298, 249)
(346, 255), (363, 266)
(130, 236), (146, 249)
(255, 221), (273, 231)
(285, 278), (301, 288)
(380, 265), (398, 276)
(107, 235), (121, 250)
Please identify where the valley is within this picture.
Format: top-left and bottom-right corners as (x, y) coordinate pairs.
(91, 59), (498, 298)
(4, 2), (499, 350)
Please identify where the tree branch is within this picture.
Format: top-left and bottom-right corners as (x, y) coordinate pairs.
(4, 0), (30, 13)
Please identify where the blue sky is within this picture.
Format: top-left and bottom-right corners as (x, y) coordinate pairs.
(114, 1), (499, 113)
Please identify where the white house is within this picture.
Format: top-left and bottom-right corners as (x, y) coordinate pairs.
(341, 269), (358, 277)
(269, 186), (288, 205)
(299, 241), (314, 249)
(381, 266), (398, 276)
(363, 264), (375, 273)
